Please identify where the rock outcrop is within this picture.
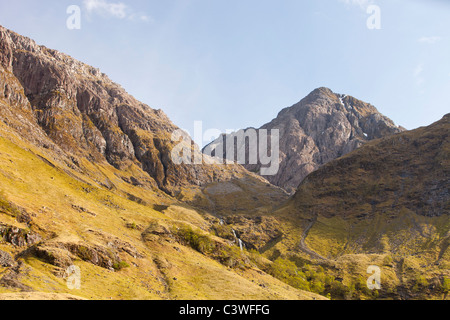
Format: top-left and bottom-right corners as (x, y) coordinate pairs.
(0, 250), (15, 267)
(0, 25), (259, 196)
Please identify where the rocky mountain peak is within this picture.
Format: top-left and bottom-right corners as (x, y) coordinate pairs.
(205, 87), (405, 193)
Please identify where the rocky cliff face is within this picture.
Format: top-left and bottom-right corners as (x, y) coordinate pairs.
(0, 26), (263, 195)
(205, 87), (404, 193)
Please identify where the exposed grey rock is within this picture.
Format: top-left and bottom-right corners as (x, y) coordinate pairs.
(0, 224), (41, 247)
(0, 250), (15, 267)
(0, 25), (267, 197)
(205, 87), (404, 193)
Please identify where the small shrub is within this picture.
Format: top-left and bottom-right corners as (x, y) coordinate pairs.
(441, 278), (450, 293)
(175, 225), (215, 254)
(174, 224), (252, 270)
(216, 245), (251, 270)
(0, 191), (20, 217)
(113, 261), (130, 271)
(213, 224), (234, 240)
(412, 275), (429, 292)
(383, 255), (394, 266)
(268, 258), (310, 291)
(126, 222), (138, 230)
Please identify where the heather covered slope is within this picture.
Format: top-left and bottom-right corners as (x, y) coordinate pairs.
(0, 129), (320, 300)
(263, 114), (449, 299)
(293, 113), (449, 220)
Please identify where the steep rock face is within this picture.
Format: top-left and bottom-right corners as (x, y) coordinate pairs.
(0, 26), (257, 194)
(205, 87), (404, 193)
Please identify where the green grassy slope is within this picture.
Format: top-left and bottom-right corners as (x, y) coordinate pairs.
(0, 119), (323, 300)
(260, 115), (449, 300)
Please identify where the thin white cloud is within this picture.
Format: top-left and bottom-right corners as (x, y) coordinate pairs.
(418, 36), (441, 44)
(339, 0), (374, 10)
(83, 0), (151, 21)
(84, 0), (126, 19)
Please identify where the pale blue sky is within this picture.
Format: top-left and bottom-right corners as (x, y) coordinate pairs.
(0, 0), (449, 146)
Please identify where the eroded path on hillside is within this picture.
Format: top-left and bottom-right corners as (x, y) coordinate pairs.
(299, 217), (328, 261)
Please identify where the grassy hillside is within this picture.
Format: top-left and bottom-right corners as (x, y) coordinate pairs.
(0, 119), (324, 300)
(0, 25), (447, 301)
(255, 115), (450, 300)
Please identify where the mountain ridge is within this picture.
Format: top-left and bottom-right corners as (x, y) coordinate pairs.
(0, 25), (320, 300)
(0, 25), (283, 197)
(263, 113), (449, 299)
(204, 86), (405, 193)
(0, 25), (448, 301)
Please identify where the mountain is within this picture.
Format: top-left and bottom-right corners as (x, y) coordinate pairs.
(0, 25), (288, 208)
(1, 26), (240, 194)
(204, 87), (405, 193)
(265, 114), (449, 299)
(0, 26), (321, 300)
(0, 25), (448, 301)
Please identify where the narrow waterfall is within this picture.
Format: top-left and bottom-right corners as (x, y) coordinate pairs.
(231, 229), (245, 251)
(238, 239), (244, 251)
